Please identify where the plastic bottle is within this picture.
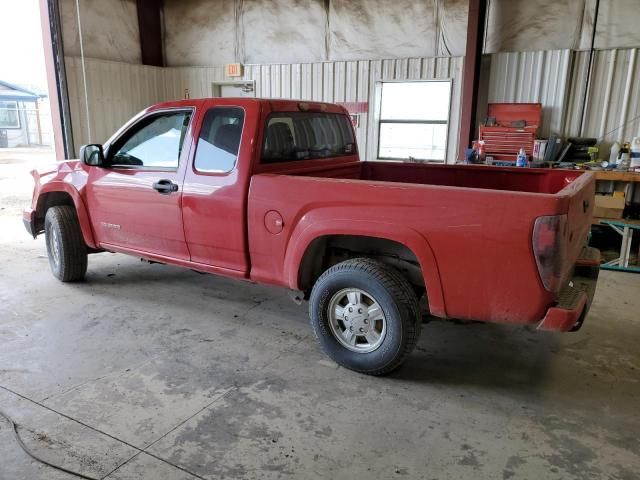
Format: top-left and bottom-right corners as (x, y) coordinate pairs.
(516, 147), (528, 167)
(619, 143), (631, 170)
(630, 137), (640, 169)
(609, 141), (621, 165)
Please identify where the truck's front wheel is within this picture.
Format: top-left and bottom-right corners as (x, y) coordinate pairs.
(309, 258), (421, 375)
(44, 206), (88, 282)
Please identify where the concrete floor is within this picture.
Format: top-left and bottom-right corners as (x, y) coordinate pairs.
(1, 149), (639, 480)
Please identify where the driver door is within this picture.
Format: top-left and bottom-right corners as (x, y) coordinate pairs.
(87, 109), (194, 260)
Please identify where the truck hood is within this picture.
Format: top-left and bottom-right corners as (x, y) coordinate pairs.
(29, 159), (88, 205)
(30, 159), (83, 187)
(32, 159), (82, 178)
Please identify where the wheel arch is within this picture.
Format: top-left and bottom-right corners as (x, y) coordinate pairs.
(285, 221), (446, 317)
(35, 183), (97, 248)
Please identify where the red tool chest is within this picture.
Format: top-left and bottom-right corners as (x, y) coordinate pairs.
(479, 103), (542, 161)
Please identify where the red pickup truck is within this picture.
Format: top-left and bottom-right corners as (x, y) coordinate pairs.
(24, 98), (600, 375)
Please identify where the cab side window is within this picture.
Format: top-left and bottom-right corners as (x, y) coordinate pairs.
(194, 107), (244, 173)
(110, 110), (192, 169)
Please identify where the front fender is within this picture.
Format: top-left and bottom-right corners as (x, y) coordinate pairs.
(284, 217), (447, 318)
(37, 181), (97, 249)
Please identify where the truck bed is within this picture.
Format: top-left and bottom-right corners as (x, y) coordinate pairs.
(268, 160), (583, 194)
(248, 161), (595, 326)
(363, 162), (582, 194)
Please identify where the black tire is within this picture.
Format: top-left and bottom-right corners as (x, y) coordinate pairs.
(309, 258), (421, 376)
(44, 206), (88, 282)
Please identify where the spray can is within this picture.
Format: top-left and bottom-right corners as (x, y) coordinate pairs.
(516, 147), (528, 167)
(533, 140), (547, 161)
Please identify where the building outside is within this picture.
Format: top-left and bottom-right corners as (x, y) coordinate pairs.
(0, 79), (52, 147)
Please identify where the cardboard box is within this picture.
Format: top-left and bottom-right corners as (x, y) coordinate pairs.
(594, 194), (625, 219)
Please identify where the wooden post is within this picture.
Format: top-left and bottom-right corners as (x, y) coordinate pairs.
(23, 102), (32, 146)
(35, 100), (43, 145)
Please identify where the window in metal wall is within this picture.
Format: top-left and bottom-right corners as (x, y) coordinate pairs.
(0, 101), (20, 128)
(377, 81), (451, 162)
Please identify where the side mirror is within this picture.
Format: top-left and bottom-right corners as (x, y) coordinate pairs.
(80, 144), (105, 166)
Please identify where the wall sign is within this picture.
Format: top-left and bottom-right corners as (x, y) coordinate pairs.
(225, 63), (243, 77)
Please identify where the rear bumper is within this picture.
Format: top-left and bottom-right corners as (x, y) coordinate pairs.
(537, 247), (600, 332)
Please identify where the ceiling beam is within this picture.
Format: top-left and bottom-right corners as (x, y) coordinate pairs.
(137, 0), (164, 67)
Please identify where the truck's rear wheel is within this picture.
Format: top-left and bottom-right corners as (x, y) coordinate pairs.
(309, 258), (421, 375)
(44, 206), (87, 282)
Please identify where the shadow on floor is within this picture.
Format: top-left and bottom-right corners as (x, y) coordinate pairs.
(62, 255), (577, 396)
(391, 320), (561, 393)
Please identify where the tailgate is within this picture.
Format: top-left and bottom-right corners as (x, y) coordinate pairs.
(559, 172), (596, 281)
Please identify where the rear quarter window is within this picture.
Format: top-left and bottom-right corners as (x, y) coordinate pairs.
(261, 112), (356, 164)
(194, 107), (244, 173)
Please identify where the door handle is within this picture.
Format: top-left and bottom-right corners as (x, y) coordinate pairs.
(152, 179), (179, 194)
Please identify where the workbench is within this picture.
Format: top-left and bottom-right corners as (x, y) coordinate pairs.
(590, 172), (640, 273)
(590, 170), (640, 226)
(592, 171), (640, 182)
(599, 220), (640, 273)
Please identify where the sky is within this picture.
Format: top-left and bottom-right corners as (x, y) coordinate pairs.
(0, 0), (48, 91)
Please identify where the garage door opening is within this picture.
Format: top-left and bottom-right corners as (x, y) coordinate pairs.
(212, 81), (256, 98)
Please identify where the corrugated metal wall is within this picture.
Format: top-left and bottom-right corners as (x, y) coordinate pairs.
(166, 57), (464, 162)
(66, 48), (640, 162)
(487, 47), (640, 157)
(66, 55), (464, 162)
(65, 57), (165, 155)
(487, 49), (573, 138)
(567, 48), (640, 149)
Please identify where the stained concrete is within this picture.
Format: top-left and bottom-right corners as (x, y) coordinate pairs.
(1, 149), (639, 479)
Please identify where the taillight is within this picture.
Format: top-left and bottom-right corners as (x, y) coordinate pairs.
(532, 215), (567, 292)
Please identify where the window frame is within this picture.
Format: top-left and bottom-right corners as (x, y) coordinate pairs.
(192, 106), (246, 176)
(105, 107), (194, 171)
(375, 79), (452, 163)
(260, 111), (357, 165)
(0, 101), (21, 129)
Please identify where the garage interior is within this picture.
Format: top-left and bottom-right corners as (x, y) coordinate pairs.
(1, 0), (640, 479)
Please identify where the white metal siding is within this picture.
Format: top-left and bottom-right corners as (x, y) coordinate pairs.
(65, 57), (165, 155)
(567, 48), (640, 149)
(162, 58), (464, 162)
(487, 49), (573, 138)
(488, 47), (640, 157)
(65, 48), (640, 162)
(65, 56), (464, 162)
